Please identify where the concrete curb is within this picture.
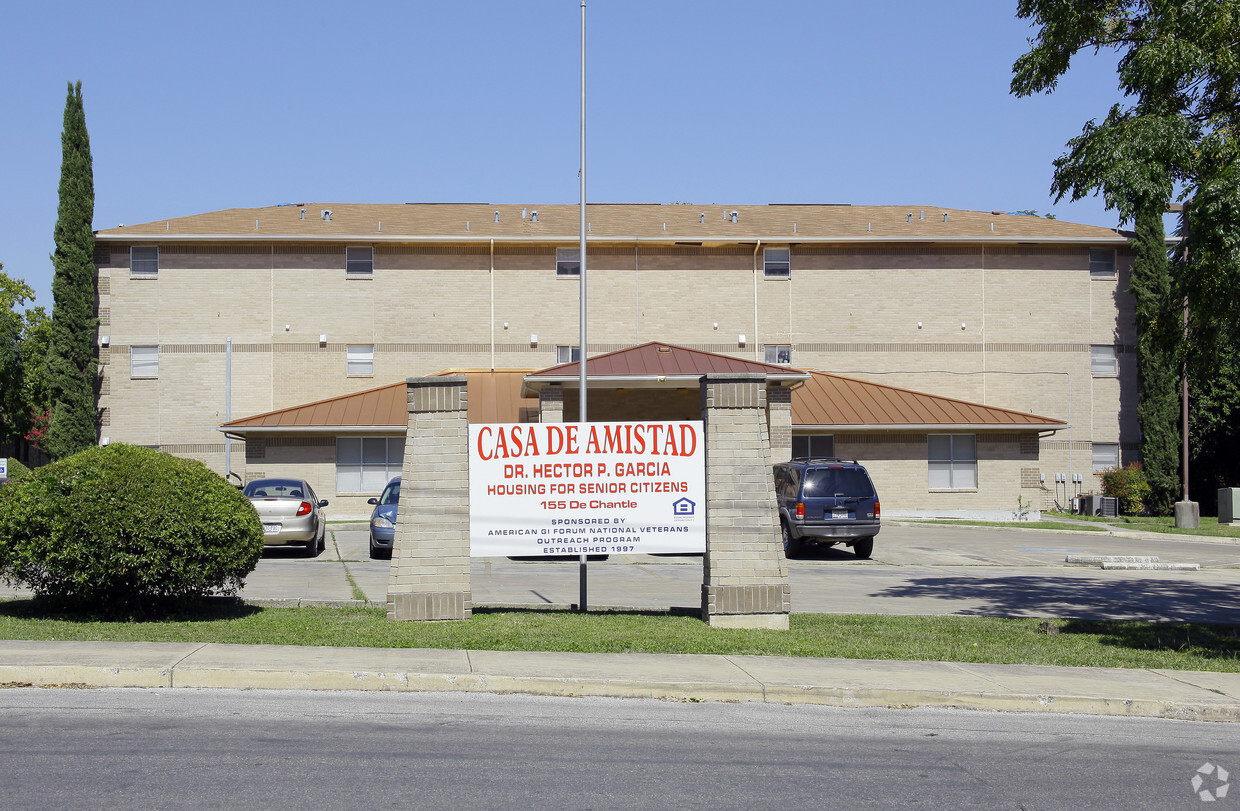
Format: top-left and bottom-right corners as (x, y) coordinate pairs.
(2, 641), (1239, 722)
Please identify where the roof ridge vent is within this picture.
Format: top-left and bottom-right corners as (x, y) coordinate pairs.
(320, 209), (332, 221)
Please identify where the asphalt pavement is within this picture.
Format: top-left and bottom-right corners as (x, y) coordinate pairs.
(2, 521), (1239, 720)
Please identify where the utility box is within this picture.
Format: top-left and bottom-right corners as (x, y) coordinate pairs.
(1220, 488), (1240, 525)
(1099, 496), (1119, 518)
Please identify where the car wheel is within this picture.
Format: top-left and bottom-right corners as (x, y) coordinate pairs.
(304, 537), (319, 558)
(781, 521), (802, 558)
(369, 539), (380, 560)
(852, 537), (874, 559)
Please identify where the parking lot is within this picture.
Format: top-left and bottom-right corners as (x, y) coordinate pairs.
(226, 522), (1240, 623)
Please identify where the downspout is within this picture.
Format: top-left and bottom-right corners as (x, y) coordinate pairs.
(753, 239), (761, 359)
(489, 238), (495, 370)
(634, 244), (640, 343)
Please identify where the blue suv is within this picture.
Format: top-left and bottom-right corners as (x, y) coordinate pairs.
(772, 458), (880, 559)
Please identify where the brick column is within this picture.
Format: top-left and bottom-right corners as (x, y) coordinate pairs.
(700, 374), (790, 630)
(767, 383), (792, 464)
(539, 384), (564, 423)
(387, 375), (471, 621)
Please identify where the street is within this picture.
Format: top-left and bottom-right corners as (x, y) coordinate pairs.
(1, 688), (1236, 809)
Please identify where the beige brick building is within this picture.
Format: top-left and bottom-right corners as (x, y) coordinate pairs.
(94, 202), (1134, 518)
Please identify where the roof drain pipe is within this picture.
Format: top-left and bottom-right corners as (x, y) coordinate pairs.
(490, 238), (495, 370)
(753, 239), (761, 359)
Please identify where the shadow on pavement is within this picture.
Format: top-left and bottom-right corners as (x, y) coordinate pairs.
(872, 574), (1240, 624)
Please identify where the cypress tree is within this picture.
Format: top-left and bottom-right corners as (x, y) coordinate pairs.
(45, 81), (99, 460)
(1131, 202), (1180, 515)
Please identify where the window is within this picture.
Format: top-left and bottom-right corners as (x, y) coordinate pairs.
(336, 437), (405, 493)
(556, 248), (580, 277)
(1091, 345), (1118, 376)
(130, 246), (158, 278)
(346, 246), (373, 276)
(792, 435), (835, 459)
(346, 344), (374, 376)
(130, 345), (159, 378)
(1092, 443), (1120, 472)
(556, 345), (581, 364)
(764, 248), (790, 278)
(928, 434), (977, 489)
(1089, 248), (1116, 278)
(764, 344), (792, 364)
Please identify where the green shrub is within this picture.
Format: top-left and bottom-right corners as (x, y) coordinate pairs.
(1100, 463), (1152, 516)
(0, 444), (263, 614)
(3, 458), (29, 480)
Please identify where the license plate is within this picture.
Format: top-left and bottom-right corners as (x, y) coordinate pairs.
(831, 510), (849, 520)
(262, 523), (281, 534)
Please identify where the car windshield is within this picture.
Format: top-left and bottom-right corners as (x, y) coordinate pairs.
(243, 479), (305, 499)
(380, 481), (400, 506)
(802, 468), (875, 498)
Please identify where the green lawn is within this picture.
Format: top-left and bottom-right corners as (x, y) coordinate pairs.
(2, 599), (1237, 673)
(1044, 512), (1240, 538)
(900, 519), (1107, 532)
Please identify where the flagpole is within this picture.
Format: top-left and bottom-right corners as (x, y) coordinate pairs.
(577, 0), (589, 611)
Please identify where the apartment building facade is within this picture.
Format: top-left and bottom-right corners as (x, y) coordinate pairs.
(94, 202), (1134, 516)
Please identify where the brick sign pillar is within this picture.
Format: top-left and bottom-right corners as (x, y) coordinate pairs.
(387, 375), (471, 621)
(539, 384), (564, 423)
(767, 383), (793, 464)
(700, 373), (791, 630)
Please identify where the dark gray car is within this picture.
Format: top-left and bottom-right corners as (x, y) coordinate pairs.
(773, 458), (880, 559)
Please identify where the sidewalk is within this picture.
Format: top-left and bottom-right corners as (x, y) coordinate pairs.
(2, 639), (1239, 721)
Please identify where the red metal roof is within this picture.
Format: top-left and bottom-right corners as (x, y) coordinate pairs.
(526, 341), (809, 383)
(792, 371), (1065, 429)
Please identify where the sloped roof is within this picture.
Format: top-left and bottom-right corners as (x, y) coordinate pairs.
(793, 371), (1066, 430)
(97, 202), (1125, 244)
(523, 341), (810, 394)
(220, 370), (536, 433)
(219, 362), (1065, 434)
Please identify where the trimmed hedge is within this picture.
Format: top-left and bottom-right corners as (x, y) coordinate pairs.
(3, 458), (29, 480)
(0, 444), (263, 613)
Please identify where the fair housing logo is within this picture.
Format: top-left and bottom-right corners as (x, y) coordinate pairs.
(1192, 763), (1230, 802)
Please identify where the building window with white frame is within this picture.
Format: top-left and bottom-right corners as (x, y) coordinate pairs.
(928, 434), (977, 489)
(1091, 345), (1118, 376)
(336, 437), (405, 494)
(130, 345), (159, 378)
(556, 345), (580, 364)
(130, 246), (158, 278)
(346, 344), (374, 376)
(764, 247), (790, 278)
(792, 434), (835, 459)
(1089, 248), (1116, 278)
(556, 248), (580, 277)
(1092, 442), (1120, 472)
(764, 344), (792, 364)
(346, 246), (374, 277)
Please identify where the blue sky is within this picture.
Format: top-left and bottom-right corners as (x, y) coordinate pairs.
(1, 1), (1127, 310)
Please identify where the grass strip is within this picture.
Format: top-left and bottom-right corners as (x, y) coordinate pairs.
(1044, 513), (1240, 539)
(901, 519), (1107, 532)
(2, 600), (1237, 673)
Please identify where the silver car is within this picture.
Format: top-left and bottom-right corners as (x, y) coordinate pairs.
(243, 478), (329, 557)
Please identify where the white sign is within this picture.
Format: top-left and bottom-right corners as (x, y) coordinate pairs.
(469, 421), (706, 557)
(0, 458), (6, 477)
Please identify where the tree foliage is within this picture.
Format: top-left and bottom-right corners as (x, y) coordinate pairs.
(1012, 1), (1240, 509)
(0, 264), (48, 452)
(46, 81), (98, 461)
(1130, 205), (1181, 514)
